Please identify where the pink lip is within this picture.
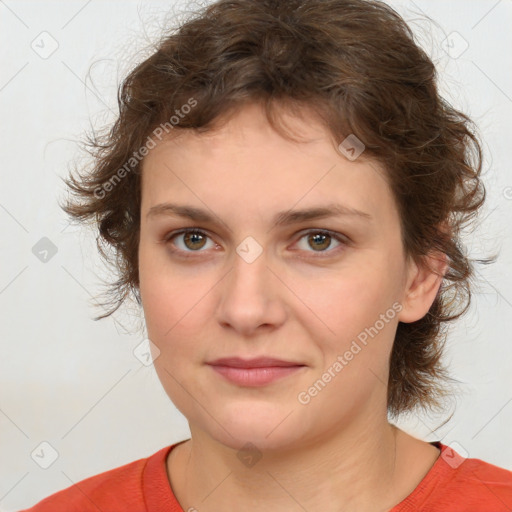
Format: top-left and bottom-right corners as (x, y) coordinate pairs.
(206, 357), (306, 387)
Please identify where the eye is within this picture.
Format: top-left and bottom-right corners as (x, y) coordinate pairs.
(294, 229), (347, 256)
(163, 228), (349, 258)
(164, 229), (216, 255)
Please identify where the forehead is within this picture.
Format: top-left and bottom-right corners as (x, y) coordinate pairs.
(140, 103), (396, 227)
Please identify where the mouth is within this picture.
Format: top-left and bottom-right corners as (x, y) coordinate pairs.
(206, 357), (307, 387)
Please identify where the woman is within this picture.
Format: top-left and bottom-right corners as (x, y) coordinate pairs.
(21, 0), (512, 510)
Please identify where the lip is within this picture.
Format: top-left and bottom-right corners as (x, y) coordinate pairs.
(207, 357), (304, 368)
(206, 357), (306, 387)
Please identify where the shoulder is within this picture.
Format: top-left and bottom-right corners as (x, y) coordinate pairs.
(420, 444), (512, 511)
(446, 453), (512, 493)
(18, 446), (172, 512)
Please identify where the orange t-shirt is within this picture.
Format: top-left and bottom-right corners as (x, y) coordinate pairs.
(19, 441), (512, 511)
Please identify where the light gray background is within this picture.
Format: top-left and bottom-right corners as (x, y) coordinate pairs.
(1, 0), (511, 510)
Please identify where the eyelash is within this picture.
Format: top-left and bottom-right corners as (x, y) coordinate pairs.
(162, 228), (350, 259)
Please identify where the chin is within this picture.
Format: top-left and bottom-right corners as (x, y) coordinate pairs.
(193, 400), (309, 453)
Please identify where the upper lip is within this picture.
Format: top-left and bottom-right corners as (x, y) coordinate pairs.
(207, 357), (305, 368)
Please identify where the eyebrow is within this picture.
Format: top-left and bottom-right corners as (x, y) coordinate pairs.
(146, 202), (373, 225)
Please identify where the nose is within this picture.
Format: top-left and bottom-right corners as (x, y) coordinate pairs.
(215, 246), (287, 337)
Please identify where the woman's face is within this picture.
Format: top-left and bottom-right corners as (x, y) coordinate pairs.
(138, 102), (422, 451)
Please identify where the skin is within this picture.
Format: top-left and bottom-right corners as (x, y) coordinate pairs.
(138, 101), (447, 512)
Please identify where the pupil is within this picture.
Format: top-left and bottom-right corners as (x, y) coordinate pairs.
(310, 233), (330, 250)
(182, 232), (331, 252)
(185, 232), (206, 250)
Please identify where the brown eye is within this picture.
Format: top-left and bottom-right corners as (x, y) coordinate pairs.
(307, 232), (332, 251)
(166, 229), (214, 254)
(295, 230), (347, 255)
(182, 231), (208, 250)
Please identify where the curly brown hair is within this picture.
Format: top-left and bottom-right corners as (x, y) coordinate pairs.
(61, 0), (495, 417)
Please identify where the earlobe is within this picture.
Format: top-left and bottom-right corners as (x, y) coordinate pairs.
(398, 253), (448, 324)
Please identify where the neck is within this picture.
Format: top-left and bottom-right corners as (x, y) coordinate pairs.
(167, 412), (437, 512)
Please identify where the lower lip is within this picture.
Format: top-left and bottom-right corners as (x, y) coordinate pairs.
(209, 365), (305, 386)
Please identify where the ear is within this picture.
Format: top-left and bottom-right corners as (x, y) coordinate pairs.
(397, 251), (448, 324)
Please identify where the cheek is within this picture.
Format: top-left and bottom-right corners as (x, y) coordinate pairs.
(294, 266), (396, 333)
(138, 257), (214, 368)
(139, 234), (220, 310)
(141, 279), (202, 350)
(291, 267), (400, 381)
(139, 268), (208, 411)
(296, 278), (399, 416)
(139, 243), (194, 335)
